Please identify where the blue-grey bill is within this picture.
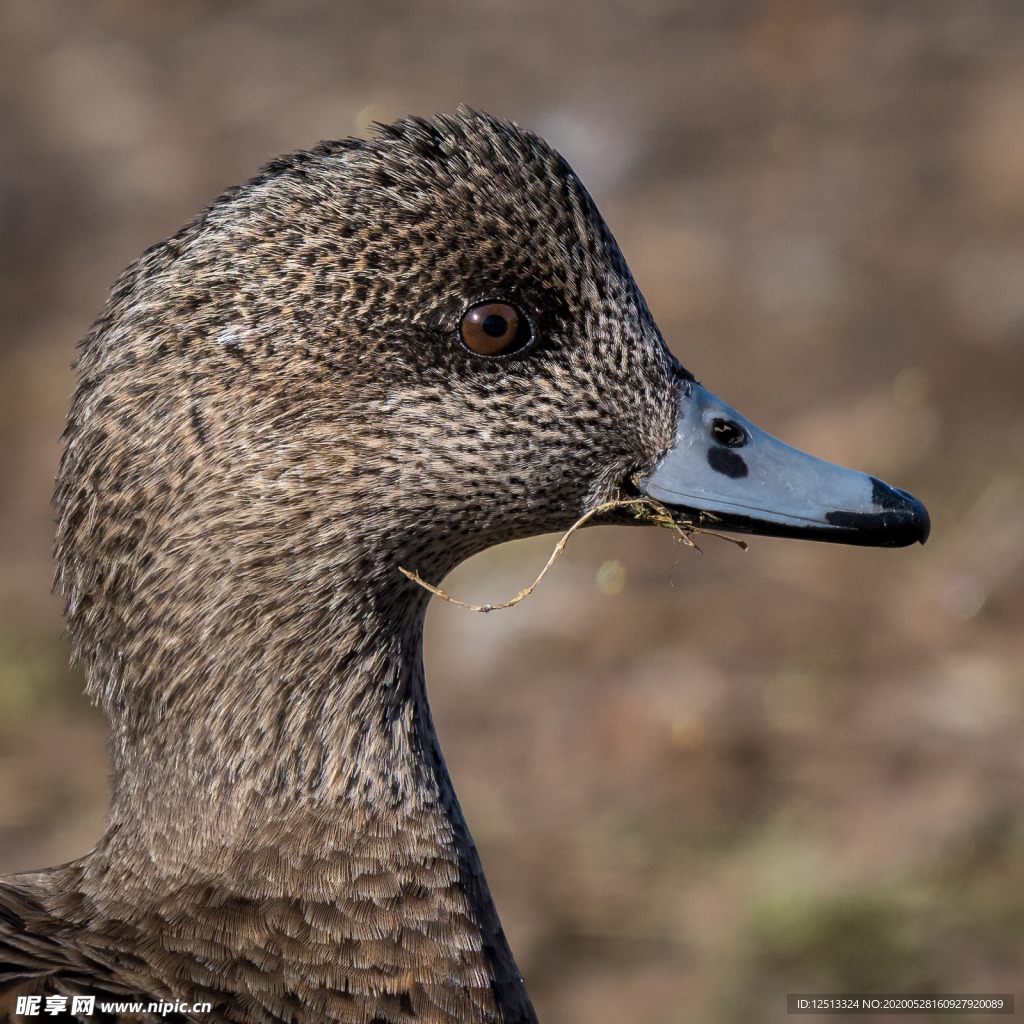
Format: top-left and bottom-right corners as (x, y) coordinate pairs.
(638, 382), (930, 547)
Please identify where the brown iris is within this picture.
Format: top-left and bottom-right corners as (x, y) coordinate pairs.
(459, 302), (529, 356)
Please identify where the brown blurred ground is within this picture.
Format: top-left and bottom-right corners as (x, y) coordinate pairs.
(1, 2), (1023, 1021)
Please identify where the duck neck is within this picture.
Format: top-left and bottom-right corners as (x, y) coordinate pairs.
(80, 579), (535, 1018)
(98, 576), (461, 882)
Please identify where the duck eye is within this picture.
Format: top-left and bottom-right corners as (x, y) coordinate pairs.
(459, 302), (530, 357)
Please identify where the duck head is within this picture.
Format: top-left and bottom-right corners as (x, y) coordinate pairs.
(57, 109), (927, 792)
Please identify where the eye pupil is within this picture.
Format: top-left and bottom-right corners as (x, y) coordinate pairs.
(481, 314), (508, 338)
(459, 301), (531, 356)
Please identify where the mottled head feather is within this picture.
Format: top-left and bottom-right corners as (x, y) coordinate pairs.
(56, 110), (683, 748)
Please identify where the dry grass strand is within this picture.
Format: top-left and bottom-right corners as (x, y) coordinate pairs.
(399, 496), (747, 612)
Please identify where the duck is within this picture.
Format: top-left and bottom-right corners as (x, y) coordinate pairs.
(0, 109), (928, 1023)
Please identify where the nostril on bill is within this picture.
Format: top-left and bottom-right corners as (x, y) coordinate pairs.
(710, 418), (747, 448)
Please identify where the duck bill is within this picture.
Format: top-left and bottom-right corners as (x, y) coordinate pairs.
(637, 382), (930, 547)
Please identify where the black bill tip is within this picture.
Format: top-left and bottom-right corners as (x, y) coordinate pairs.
(823, 478), (931, 547)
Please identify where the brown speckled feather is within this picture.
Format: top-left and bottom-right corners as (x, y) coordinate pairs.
(0, 110), (684, 1022)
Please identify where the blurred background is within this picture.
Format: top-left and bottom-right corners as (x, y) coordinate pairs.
(1, 1), (1022, 1021)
